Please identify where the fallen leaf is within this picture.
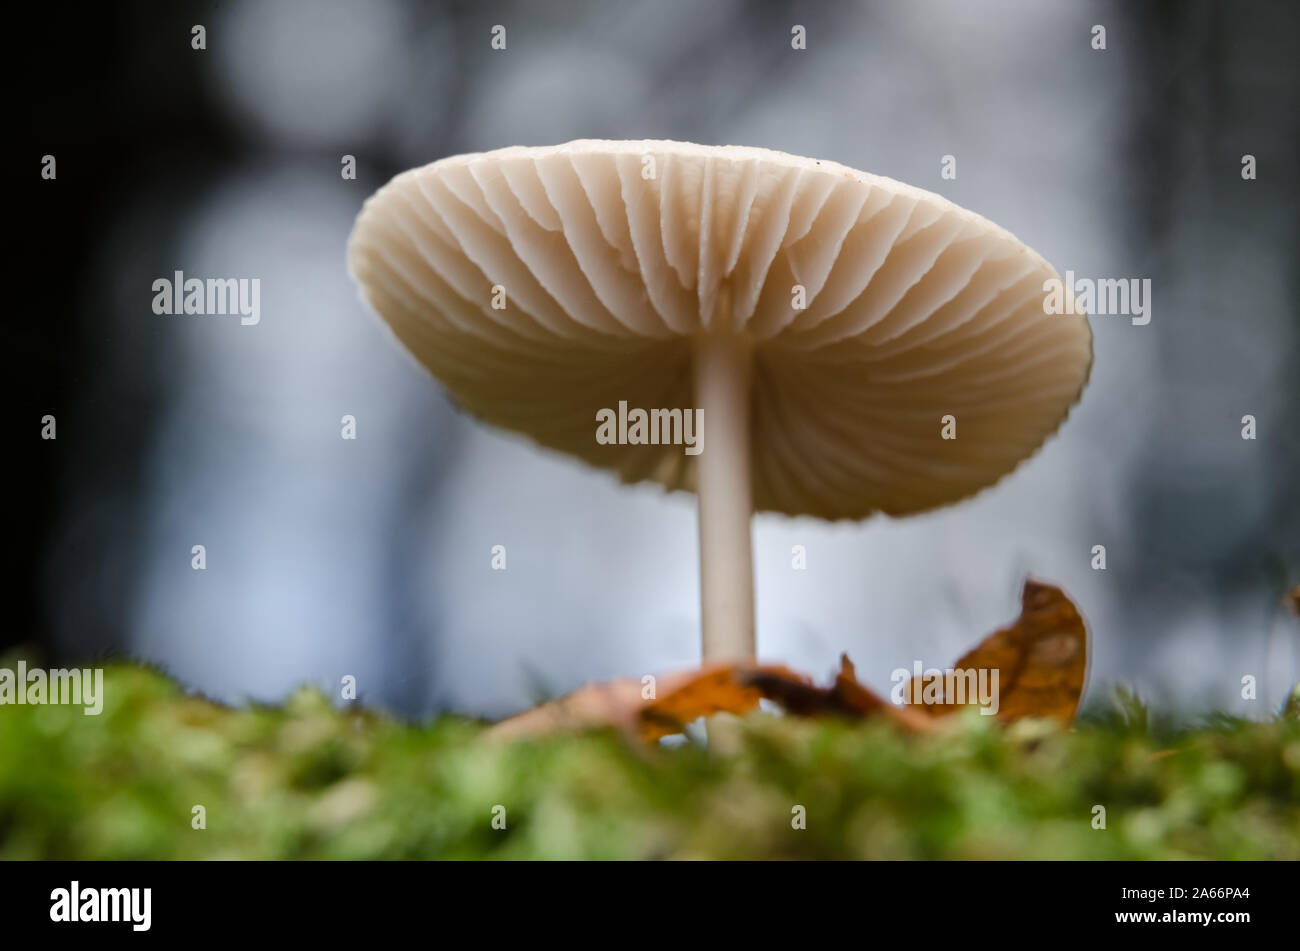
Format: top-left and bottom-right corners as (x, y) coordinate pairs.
(1286, 585), (1300, 616)
(488, 578), (1089, 740)
(636, 663), (811, 741)
(742, 656), (934, 732)
(902, 579), (1087, 724)
(486, 677), (650, 740)
(487, 663), (806, 742)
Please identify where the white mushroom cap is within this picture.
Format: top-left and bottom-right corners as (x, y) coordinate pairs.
(350, 139), (1093, 665)
(348, 139), (1092, 521)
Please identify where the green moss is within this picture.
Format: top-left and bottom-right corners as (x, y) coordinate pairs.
(2, 660), (1297, 859)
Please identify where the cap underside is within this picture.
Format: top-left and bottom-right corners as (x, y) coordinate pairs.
(348, 140), (1093, 519)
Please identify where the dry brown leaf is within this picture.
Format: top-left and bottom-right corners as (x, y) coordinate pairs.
(486, 676), (651, 740)
(488, 578), (1088, 741)
(487, 663), (806, 742)
(902, 578), (1087, 724)
(1286, 585), (1300, 616)
(490, 655), (934, 741)
(741, 655), (934, 732)
(636, 663), (809, 741)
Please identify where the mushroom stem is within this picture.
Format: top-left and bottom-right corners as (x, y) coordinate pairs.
(693, 332), (756, 663)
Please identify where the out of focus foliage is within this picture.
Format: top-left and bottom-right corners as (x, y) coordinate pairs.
(2, 660), (1297, 859)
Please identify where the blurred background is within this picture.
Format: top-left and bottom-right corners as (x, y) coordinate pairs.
(17, 0), (1298, 720)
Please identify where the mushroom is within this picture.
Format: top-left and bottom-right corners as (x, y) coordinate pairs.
(347, 140), (1092, 666)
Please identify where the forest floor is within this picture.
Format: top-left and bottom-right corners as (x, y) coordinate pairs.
(2, 658), (1298, 859)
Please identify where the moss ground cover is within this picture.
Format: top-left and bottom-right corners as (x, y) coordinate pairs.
(2, 659), (1297, 859)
